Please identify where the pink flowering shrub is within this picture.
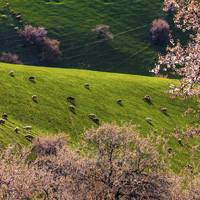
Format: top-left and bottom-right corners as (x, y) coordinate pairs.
(0, 52), (23, 64)
(150, 19), (170, 43)
(31, 134), (66, 156)
(163, 0), (200, 32)
(18, 25), (47, 44)
(92, 24), (114, 40)
(163, 0), (179, 16)
(18, 25), (62, 62)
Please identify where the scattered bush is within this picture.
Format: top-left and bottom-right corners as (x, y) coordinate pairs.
(92, 24), (114, 40)
(0, 52), (23, 64)
(18, 25), (47, 45)
(150, 19), (170, 43)
(40, 38), (62, 62)
(18, 25), (62, 63)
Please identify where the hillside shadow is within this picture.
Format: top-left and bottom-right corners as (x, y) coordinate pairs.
(0, 0), (193, 77)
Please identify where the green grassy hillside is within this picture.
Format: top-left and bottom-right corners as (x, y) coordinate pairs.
(0, 63), (199, 169)
(0, 0), (188, 75)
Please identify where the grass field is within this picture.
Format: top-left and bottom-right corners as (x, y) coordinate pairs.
(0, 63), (199, 171)
(0, 0), (189, 75)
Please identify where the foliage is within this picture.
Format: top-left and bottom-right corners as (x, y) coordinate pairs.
(0, 52), (23, 64)
(150, 19), (170, 43)
(74, 122), (170, 199)
(31, 134), (67, 156)
(0, 123), (199, 199)
(18, 25), (62, 62)
(18, 25), (47, 45)
(92, 24), (114, 40)
(163, 0), (179, 16)
(163, 0), (200, 33)
(151, 0), (200, 139)
(40, 37), (62, 62)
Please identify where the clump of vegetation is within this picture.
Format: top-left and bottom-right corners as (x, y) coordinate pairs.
(152, 1), (200, 140)
(31, 134), (66, 156)
(150, 19), (170, 43)
(40, 37), (62, 62)
(163, 0), (179, 16)
(18, 25), (47, 45)
(18, 25), (62, 62)
(0, 52), (23, 64)
(92, 24), (113, 40)
(77, 122), (170, 199)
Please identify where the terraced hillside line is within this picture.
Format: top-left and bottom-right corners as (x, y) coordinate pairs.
(6, 120), (30, 135)
(0, 127), (22, 149)
(68, 110), (78, 139)
(44, 112), (59, 133)
(105, 45), (150, 71)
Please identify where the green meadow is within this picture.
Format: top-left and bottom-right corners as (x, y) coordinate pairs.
(0, 63), (199, 170)
(0, 0), (188, 74)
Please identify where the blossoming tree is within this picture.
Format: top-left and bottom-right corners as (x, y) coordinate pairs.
(151, 0), (200, 138)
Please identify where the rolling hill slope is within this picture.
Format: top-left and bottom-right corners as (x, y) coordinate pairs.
(0, 63), (198, 150)
(0, 0), (189, 75)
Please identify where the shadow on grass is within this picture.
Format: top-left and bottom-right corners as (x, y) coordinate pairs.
(117, 102), (123, 107)
(85, 87), (91, 91)
(93, 118), (100, 125)
(32, 99), (38, 103)
(162, 112), (169, 116)
(69, 109), (76, 114)
(144, 100), (153, 105)
(29, 80), (36, 83)
(146, 121), (154, 126)
(68, 100), (76, 106)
